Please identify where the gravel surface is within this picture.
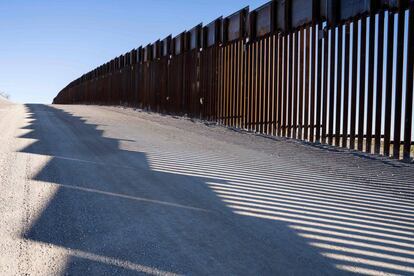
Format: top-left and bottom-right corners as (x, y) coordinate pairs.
(0, 103), (413, 275)
(0, 96), (11, 107)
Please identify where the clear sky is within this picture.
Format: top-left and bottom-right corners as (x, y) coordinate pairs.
(0, 0), (268, 104)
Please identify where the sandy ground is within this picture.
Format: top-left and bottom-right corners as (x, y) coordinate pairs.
(0, 96), (11, 107)
(0, 103), (413, 275)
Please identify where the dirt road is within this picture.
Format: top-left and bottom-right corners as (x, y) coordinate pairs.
(1, 103), (413, 275)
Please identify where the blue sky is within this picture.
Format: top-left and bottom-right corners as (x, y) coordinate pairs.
(0, 0), (268, 103)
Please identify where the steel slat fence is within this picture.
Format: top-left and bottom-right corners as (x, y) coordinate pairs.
(53, 0), (414, 162)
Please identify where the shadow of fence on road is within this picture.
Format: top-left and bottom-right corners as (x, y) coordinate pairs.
(18, 104), (414, 275)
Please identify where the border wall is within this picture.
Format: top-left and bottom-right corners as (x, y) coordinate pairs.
(53, 0), (414, 161)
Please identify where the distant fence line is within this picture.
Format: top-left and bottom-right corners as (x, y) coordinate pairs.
(0, 91), (10, 99)
(54, 0), (414, 162)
